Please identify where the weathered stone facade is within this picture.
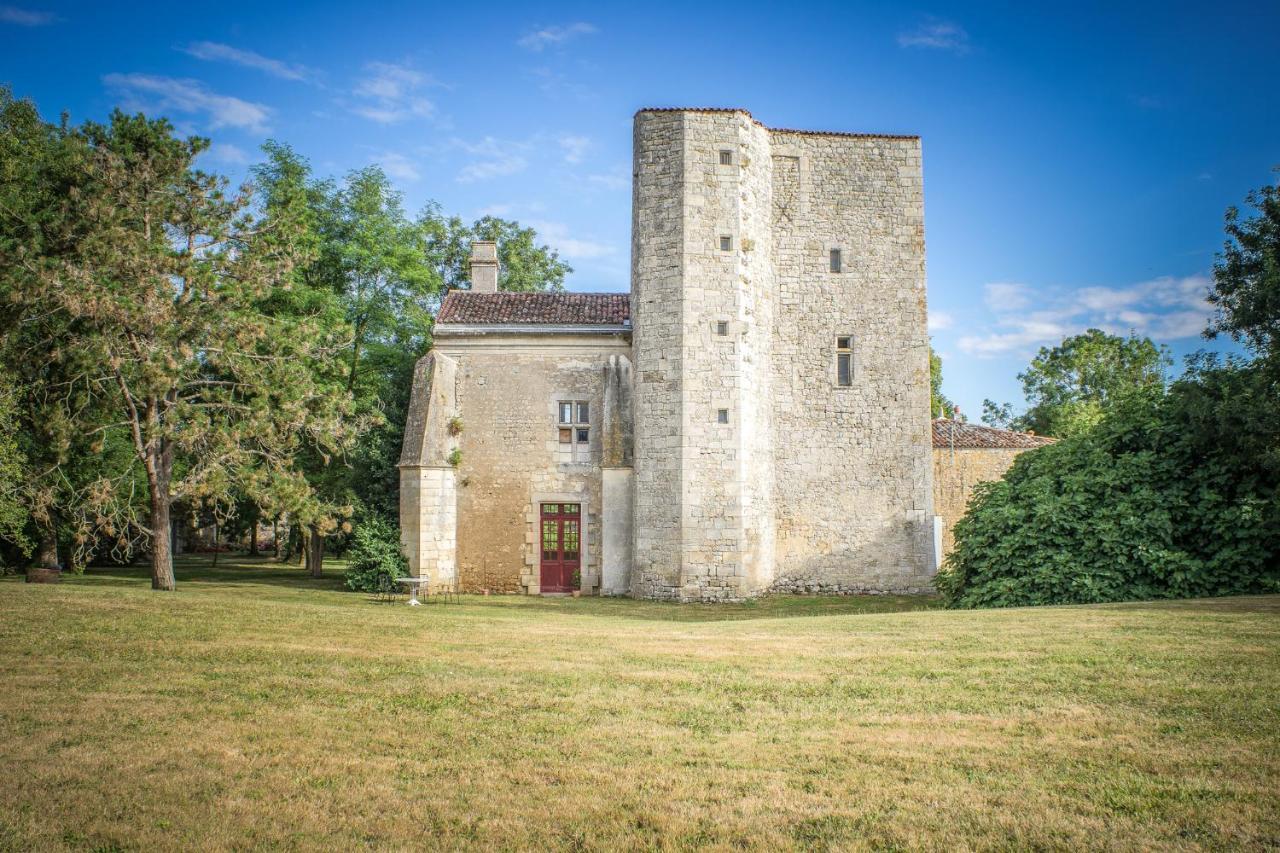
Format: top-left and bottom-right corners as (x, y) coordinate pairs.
(400, 108), (971, 601)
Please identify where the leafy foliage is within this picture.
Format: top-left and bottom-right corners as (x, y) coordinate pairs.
(939, 357), (1280, 608)
(342, 515), (407, 593)
(983, 329), (1170, 437)
(1207, 172), (1280, 367)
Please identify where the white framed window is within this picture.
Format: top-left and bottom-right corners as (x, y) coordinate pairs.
(719, 235), (733, 252)
(558, 400), (590, 462)
(836, 336), (854, 387)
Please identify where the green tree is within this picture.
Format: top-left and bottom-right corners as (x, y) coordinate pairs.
(0, 375), (29, 564)
(985, 329), (1170, 437)
(423, 210), (572, 293)
(1207, 173), (1280, 368)
(3, 108), (359, 590)
(929, 346), (959, 419)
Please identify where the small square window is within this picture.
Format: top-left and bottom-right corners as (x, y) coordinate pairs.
(715, 321), (729, 336)
(837, 336), (851, 350)
(830, 248), (842, 273)
(719, 235), (732, 252)
(716, 409), (729, 424)
(577, 402), (589, 424)
(719, 149), (733, 166)
(576, 427), (590, 444)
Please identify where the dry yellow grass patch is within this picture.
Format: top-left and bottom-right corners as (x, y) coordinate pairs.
(0, 556), (1277, 850)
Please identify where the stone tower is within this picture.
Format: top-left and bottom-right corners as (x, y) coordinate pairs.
(630, 108), (935, 601)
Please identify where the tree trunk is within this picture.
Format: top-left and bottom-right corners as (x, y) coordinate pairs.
(150, 489), (175, 590)
(248, 506), (260, 556)
(147, 444), (176, 591)
(211, 520), (219, 569)
(36, 524), (59, 569)
(272, 517), (280, 560)
(307, 523), (325, 578)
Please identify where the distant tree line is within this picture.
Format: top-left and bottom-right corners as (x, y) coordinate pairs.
(0, 86), (568, 589)
(941, 174), (1280, 607)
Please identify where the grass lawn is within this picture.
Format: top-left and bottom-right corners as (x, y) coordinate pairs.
(1, 556), (1277, 850)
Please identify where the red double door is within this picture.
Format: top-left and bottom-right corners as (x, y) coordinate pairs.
(539, 503), (581, 593)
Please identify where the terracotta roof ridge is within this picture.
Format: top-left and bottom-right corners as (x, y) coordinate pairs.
(634, 107), (919, 140)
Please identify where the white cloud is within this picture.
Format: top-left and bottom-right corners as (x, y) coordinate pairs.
(529, 219), (614, 259)
(958, 275), (1213, 357)
(558, 134), (590, 164)
(204, 142), (249, 165)
(984, 282), (1032, 311)
(348, 62), (437, 124)
(0, 5), (55, 25)
(928, 310), (954, 332)
(477, 203), (515, 217)
(103, 73), (271, 132)
(897, 17), (970, 54)
(377, 151), (421, 182)
(518, 22), (597, 51)
(455, 136), (529, 183)
(182, 41), (316, 82)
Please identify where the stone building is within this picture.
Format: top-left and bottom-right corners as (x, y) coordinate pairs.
(931, 419), (1055, 559)
(401, 107), (1036, 601)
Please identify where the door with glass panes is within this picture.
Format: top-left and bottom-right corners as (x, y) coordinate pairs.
(539, 502), (581, 592)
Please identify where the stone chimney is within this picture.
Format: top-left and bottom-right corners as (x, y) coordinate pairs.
(469, 241), (499, 293)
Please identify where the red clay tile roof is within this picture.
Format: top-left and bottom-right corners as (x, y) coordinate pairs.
(437, 291), (630, 326)
(932, 419), (1056, 450)
(635, 107), (919, 140)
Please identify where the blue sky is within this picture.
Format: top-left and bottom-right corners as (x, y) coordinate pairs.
(2, 0), (1277, 417)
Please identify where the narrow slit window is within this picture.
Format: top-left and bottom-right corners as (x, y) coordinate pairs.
(717, 408), (729, 424)
(836, 336), (854, 387)
(719, 235), (733, 252)
(830, 248), (842, 273)
(719, 149), (733, 166)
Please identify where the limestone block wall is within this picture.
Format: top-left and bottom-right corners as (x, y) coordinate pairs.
(768, 129), (934, 595)
(932, 446), (1026, 560)
(437, 333), (631, 594)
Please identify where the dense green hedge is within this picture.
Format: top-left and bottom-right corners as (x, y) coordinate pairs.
(343, 515), (407, 593)
(938, 359), (1280, 608)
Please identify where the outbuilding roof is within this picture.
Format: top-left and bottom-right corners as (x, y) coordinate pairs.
(931, 419), (1056, 450)
(436, 291), (630, 327)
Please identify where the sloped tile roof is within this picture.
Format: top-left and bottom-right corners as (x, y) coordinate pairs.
(931, 419), (1056, 450)
(437, 291), (630, 326)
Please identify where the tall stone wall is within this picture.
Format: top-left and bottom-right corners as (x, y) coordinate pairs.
(632, 108), (934, 600)
(768, 129), (934, 594)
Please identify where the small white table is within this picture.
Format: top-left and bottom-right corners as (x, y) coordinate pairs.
(396, 576), (431, 606)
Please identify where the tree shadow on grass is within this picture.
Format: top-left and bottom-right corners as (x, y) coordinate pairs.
(52, 554), (349, 594)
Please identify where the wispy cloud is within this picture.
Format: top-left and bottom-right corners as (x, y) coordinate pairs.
(103, 73), (271, 133)
(518, 22), (597, 51)
(204, 142), (249, 165)
(0, 5), (56, 25)
(454, 136), (530, 183)
(376, 151), (421, 182)
(558, 134), (591, 164)
(182, 41), (316, 82)
(348, 62), (438, 124)
(958, 275), (1213, 356)
(586, 167), (629, 191)
(928, 310), (954, 332)
(897, 16), (970, 54)
(529, 219), (614, 259)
